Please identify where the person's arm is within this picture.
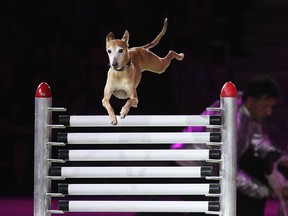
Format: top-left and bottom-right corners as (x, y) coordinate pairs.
(251, 133), (279, 158)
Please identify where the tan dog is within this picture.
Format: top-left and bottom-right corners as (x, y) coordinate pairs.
(102, 18), (184, 125)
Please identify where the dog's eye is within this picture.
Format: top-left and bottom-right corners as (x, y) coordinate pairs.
(119, 49), (123, 53)
(107, 49), (111, 54)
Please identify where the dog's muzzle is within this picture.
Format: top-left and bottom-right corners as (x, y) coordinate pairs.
(108, 58), (132, 72)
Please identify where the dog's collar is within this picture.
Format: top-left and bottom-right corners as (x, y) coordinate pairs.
(109, 58), (132, 71)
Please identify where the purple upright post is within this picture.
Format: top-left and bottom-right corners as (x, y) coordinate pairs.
(34, 82), (52, 216)
(220, 81), (238, 216)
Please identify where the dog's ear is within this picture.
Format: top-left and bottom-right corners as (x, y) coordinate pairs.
(106, 32), (115, 42)
(121, 30), (129, 47)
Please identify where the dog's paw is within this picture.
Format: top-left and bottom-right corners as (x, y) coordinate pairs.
(120, 112), (127, 119)
(110, 116), (118, 125)
(120, 107), (129, 119)
(179, 53), (185, 61)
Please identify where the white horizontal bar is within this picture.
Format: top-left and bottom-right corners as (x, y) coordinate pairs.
(66, 132), (211, 144)
(66, 183), (212, 195)
(67, 115), (214, 127)
(66, 149), (211, 161)
(64, 200), (211, 212)
(58, 167), (207, 178)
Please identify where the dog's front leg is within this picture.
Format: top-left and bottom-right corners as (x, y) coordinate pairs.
(102, 94), (118, 125)
(120, 95), (138, 119)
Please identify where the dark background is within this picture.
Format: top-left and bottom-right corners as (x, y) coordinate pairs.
(1, 0), (288, 197)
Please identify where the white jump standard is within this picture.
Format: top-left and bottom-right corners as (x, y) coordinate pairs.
(58, 149), (221, 161)
(58, 200), (220, 213)
(58, 183), (220, 195)
(57, 131), (221, 144)
(59, 115), (221, 127)
(49, 166), (212, 179)
(34, 81), (237, 216)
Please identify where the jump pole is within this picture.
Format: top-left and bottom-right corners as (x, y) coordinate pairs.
(220, 81), (237, 216)
(34, 82), (66, 215)
(33, 81), (237, 215)
(34, 82), (52, 216)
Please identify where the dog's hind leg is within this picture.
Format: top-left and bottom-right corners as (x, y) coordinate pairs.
(147, 50), (184, 74)
(158, 50), (184, 72)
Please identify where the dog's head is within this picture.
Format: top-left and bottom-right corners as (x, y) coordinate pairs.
(106, 30), (130, 71)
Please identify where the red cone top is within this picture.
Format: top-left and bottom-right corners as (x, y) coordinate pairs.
(35, 82), (52, 98)
(220, 81), (238, 98)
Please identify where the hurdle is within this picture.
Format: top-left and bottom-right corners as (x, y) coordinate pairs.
(34, 81), (237, 215)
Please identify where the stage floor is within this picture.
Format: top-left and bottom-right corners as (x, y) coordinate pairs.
(0, 197), (281, 216)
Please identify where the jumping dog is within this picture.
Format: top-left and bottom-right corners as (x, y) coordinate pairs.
(102, 18), (184, 125)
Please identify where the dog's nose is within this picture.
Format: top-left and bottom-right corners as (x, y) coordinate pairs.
(112, 62), (118, 67)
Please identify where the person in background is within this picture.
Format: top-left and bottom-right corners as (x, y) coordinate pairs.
(235, 74), (282, 215)
(172, 74), (284, 216)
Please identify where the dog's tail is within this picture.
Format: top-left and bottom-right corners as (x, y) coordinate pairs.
(142, 18), (168, 50)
